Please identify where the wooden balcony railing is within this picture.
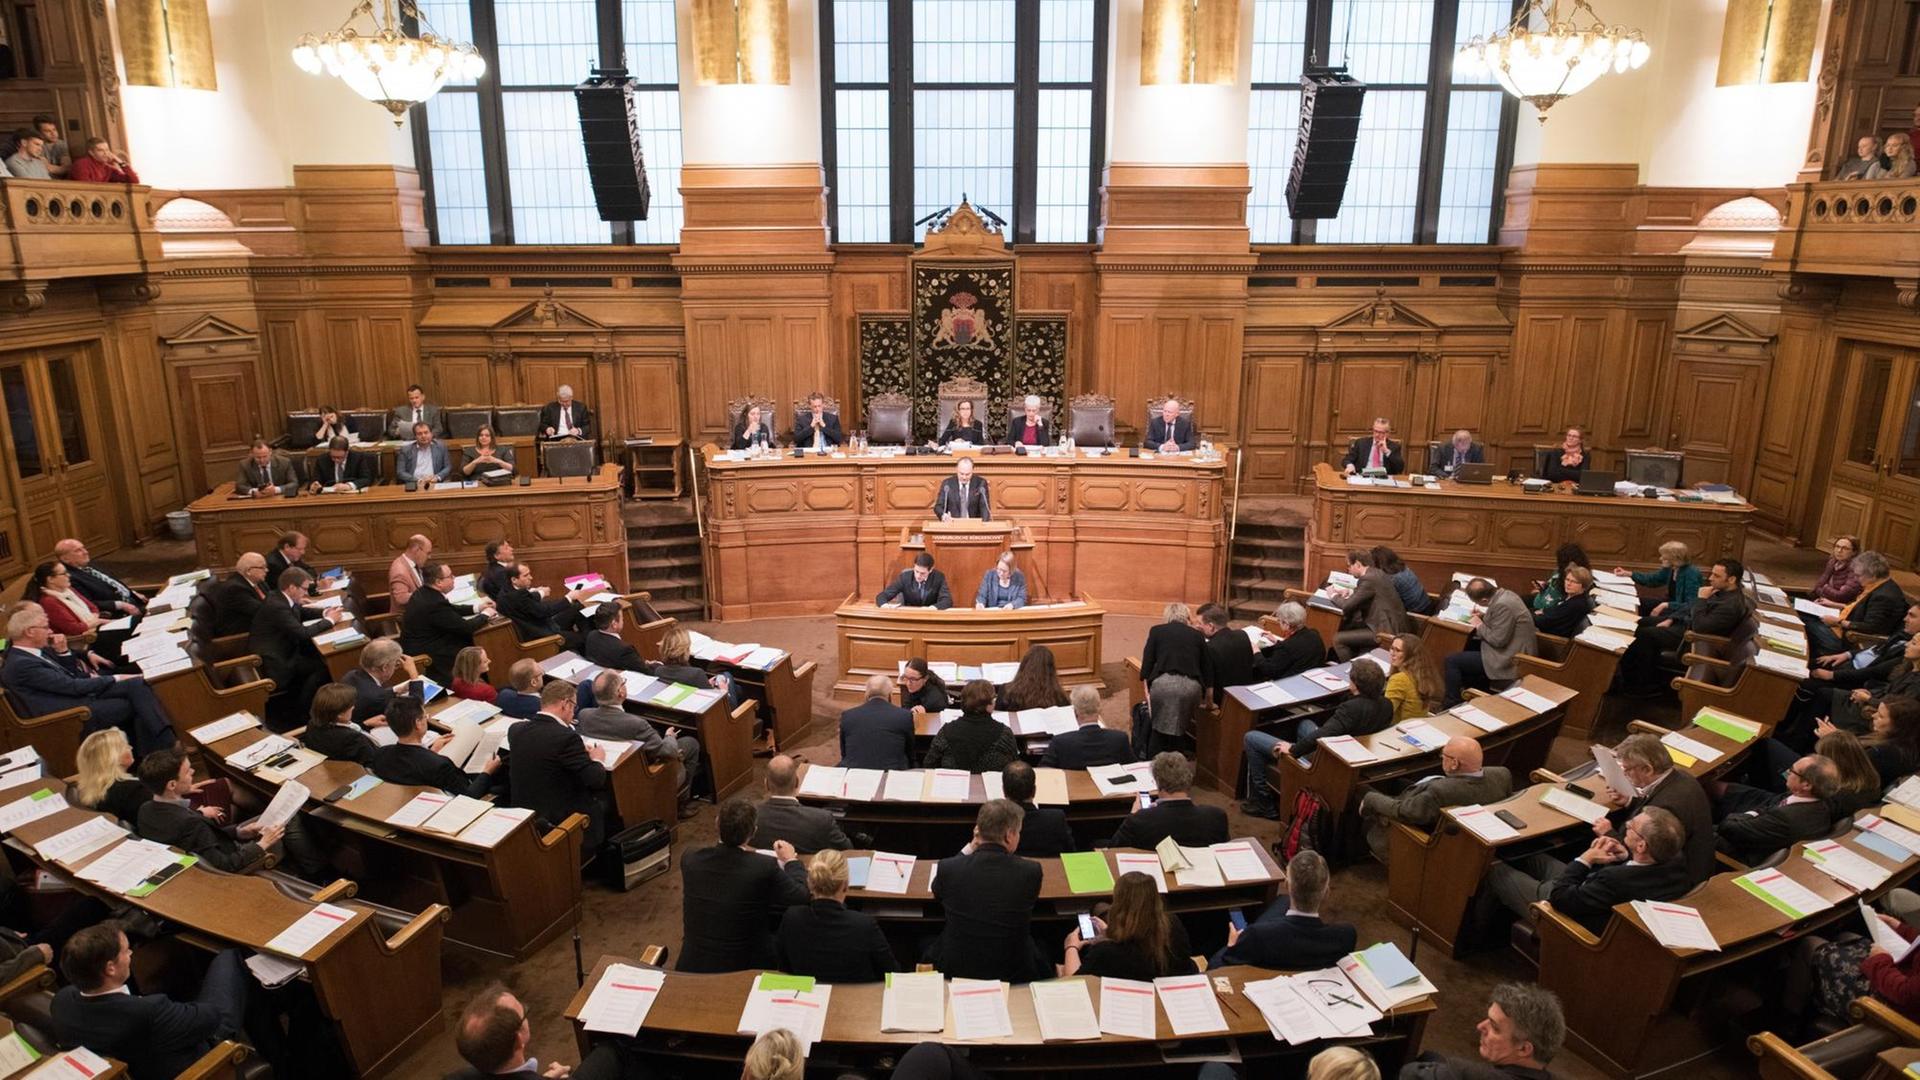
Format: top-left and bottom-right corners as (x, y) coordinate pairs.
(1769, 178), (1920, 295)
(0, 179), (161, 291)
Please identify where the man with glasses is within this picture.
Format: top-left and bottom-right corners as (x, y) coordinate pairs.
(1483, 806), (1691, 934)
(1713, 754), (1838, 865)
(1360, 735), (1512, 863)
(1593, 732), (1717, 884)
(2, 607), (176, 756)
(400, 561), (497, 679)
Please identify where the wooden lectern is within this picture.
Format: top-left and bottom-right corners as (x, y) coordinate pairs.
(898, 520), (1036, 603)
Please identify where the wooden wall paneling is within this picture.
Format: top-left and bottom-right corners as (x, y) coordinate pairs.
(1432, 353), (1495, 438)
(685, 315), (732, 438)
(171, 360), (263, 496)
(1241, 354), (1305, 491)
(620, 353), (685, 440)
(1330, 357), (1415, 445)
(1611, 312), (1673, 448)
(426, 354), (493, 406)
(1668, 356), (1766, 488)
(1504, 312), (1566, 450)
(1753, 299), (1843, 536)
(514, 354), (592, 404)
(323, 316), (373, 408)
(1014, 252), (1096, 391)
(1556, 315), (1610, 438)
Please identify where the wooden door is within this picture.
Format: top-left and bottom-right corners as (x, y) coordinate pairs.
(1668, 356), (1765, 488)
(173, 359), (267, 496)
(1329, 357), (1415, 455)
(0, 351), (117, 559)
(1819, 344), (1920, 565)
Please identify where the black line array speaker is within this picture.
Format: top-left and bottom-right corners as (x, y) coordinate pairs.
(575, 67), (651, 222)
(1286, 67), (1367, 219)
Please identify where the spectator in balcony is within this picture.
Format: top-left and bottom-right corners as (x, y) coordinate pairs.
(31, 117), (68, 178)
(4, 130), (49, 179)
(1910, 104), (1920, 151)
(1834, 135), (1884, 181)
(67, 138), (139, 184)
(1868, 133), (1917, 180)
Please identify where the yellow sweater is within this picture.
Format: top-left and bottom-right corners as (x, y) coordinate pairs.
(1385, 671), (1430, 724)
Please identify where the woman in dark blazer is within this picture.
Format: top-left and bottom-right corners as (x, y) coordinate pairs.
(731, 403), (776, 451)
(303, 682), (379, 766)
(1535, 565), (1599, 637)
(1539, 425), (1589, 483)
(776, 850), (899, 983)
(937, 399), (986, 446)
(459, 424), (516, 477)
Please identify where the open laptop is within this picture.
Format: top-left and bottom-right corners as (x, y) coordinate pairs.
(1452, 462), (1496, 485)
(1576, 469), (1619, 496)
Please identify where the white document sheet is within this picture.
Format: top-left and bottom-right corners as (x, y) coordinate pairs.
(1154, 975), (1229, 1035)
(263, 902), (355, 958)
(1029, 979), (1101, 1041)
(1097, 977), (1159, 1039)
(578, 964), (666, 1035)
(949, 979), (1014, 1040)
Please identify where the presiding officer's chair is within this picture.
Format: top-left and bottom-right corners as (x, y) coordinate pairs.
(348, 410), (386, 441)
(1066, 393), (1116, 447)
(1005, 396), (1056, 439)
(493, 406), (540, 437)
(726, 396), (778, 443)
(936, 377), (990, 441)
(540, 439), (596, 478)
(1625, 449), (1685, 488)
(444, 407), (493, 439)
(866, 392), (913, 445)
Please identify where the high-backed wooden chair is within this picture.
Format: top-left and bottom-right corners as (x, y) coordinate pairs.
(1625, 449), (1685, 488)
(1067, 393), (1116, 447)
(1513, 634), (1618, 741)
(445, 406), (493, 438)
(1144, 394), (1197, 433)
(1004, 395), (1055, 434)
(540, 439), (596, 478)
(493, 406), (540, 437)
(936, 377), (990, 440)
(726, 396), (778, 443)
(866, 392), (912, 445)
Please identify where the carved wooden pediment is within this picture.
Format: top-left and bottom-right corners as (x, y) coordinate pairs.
(1674, 312), (1772, 344)
(161, 313), (258, 348)
(919, 199), (1008, 257)
(1322, 288), (1441, 332)
(491, 286), (608, 331)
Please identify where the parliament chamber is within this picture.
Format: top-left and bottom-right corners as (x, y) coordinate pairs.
(0, 0), (1918, 1077)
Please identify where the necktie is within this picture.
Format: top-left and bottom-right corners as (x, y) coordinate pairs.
(413, 407), (421, 425)
(959, 482), (969, 518)
(563, 406), (571, 433)
(1369, 441), (1382, 470)
(259, 463), (269, 485)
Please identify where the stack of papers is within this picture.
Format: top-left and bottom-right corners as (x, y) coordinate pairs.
(437, 697), (503, 727)
(1088, 762), (1156, 795)
(1735, 868), (1834, 919)
(1304, 669), (1350, 693)
(1240, 682), (1297, 709)
(1752, 649), (1810, 678)
(75, 837), (192, 895)
(1863, 901), (1920, 963)
(578, 964), (666, 1034)
(19, 1048), (110, 1080)
(1803, 839), (1893, 890)
(190, 712), (261, 745)
(926, 769), (971, 802)
(880, 971), (945, 1033)
(1539, 787), (1606, 824)
(1014, 706), (1077, 736)
(457, 807), (534, 848)
(1243, 967), (1378, 1042)
(34, 817), (127, 866)
(1029, 979), (1100, 1041)
(1499, 684), (1558, 713)
(387, 791), (453, 828)
(1338, 942), (1436, 1009)
(1397, 720), (1450, 750)
(420, 795), (493, 836)
(0, 747), (41, 790)
(737, 975), (831, 1055)
(882, 770), (925, 802)
(1589, 611), (1640, 632)
(1170, 844), (1224, 888)
(1858, 814), (1920, 857)
(1060, 851), (1116, 894)
(864, 852), (916, 894)
(1098, 977), (1158, 1038)
(1113, 851), (1167, 892)
(1631, 900), (1720, 951)
(264, 902), (354, 957)
(1450, 702), (1506, 732)
(948, 979), (1012, 1040)
(0, 788), (66, 832)
(1659, 731), (1722, 768)
(1452, 805), (1520, 842)
(227, 735), (296, 771)
(1575, 626), (1634, 653)
(1318, 735), (1378, 764)
(1211, 840), (1267, 881)
(1692, 710), (1760, 744)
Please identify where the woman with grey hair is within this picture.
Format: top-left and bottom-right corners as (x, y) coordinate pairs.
(1139, 602), (1212, 757)
(1256, 600), (1327, 680)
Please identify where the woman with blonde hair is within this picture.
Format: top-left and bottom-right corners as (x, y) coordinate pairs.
(74, 728), (227, 826)
(741, 1029), (804, 1080)
(1614, 540), (1703, 623)
(1308, 1046), (1381, 1080)
(1384, 634), (1443, 722)
(774, 848), (899, 983)
(449, 646), (496, 703)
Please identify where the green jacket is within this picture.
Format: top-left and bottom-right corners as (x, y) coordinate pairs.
(1633, 562), (1706, 622)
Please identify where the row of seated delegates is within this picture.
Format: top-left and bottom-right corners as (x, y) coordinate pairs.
(1612, 552), (1757, 696)
(1834, 132), (1919, 179)
(0, 604), (177, 757)
(5, 129), (136, 183)
(23, 559), (136, 668)
(377, 382), (594, 443)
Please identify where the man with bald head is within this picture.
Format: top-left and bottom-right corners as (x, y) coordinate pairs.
(1360, 735), (1512, 862)
(388, 533), (433, 610)
(839, 674), (915, 770)
(453, 982), (622, 1079)
(54, 539), (144, 616)
(750, 754), (851, 853)
(211, 553), (270, 637)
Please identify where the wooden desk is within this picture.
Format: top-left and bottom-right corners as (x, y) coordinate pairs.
(701, 447), (1228, 619)
(192, 721), (589, 962)
(297, 436), (537, 480)
(538, 651), (759, 802)
(0, 776), (446, 1078)
(792, 763), (1136, 853)
(564, 958), (1436, 1074)
(1538, 808), (1920, 1078)
(833, 597), (1106, 700)
(1306, 462), (1753, 590)
(187, 465), (630, 597)
(1176, 649), (1389, 797)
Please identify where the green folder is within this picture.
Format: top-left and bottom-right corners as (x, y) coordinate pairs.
(756, 973), (816, 992)
(1734, 873), (1806, 919)
(1060, 851), (1116, 894)
(1693, 709), (1758, 744)
(654, 683), (695, 708)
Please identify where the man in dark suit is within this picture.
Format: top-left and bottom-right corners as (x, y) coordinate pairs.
(932, 800), (1047, 982)
(508, 679), (610, 856)
(341, 638), (414, 726)
(306, 436), (377, 493)
(54, 538), (146, 616)
(452, 984), (623, 1080)
(496, 562), (585, 647)
(794, 392), (843, 450)
(578, 670), (700, 801)
(1039, 684), (1132, 769)
(1812, 602), (1920, 729)
(1715, 754), (1838, 864)
(1594, 733), (1717, 884)
(1211, 850), (1355, 969)
(1006, 395), (1052, 448)
(478, 540), (516, 599)
(265, 531), (332, 593)
(678, 798), (810, 971)
(933, 456), (991, 521)
(401, 561), (497, 679)
(52, 922), (249, 1080)
(876, 553), (953, 609)
(1145, 397), (1196, 453)
(1, 607), (175, 756)
(249, 567), (347, 729)
(1108, 752), (1229, 849)
(386, 383), (444, 439)
(1805, 550), (1909, 656)
(1434, 429), (1485, 476)
(1401, 984), (1568, 1080)
(1256, 601), (1327, 680)
(580, 606), (659, 673)
(370, 696), (500, 796)
(132, 747), (277, 874)
(1330, 549), (1411, 660)
(209, 553), (270, 637)
(234, 440), (298, 496)
(1488, 806), (1692, 934)
(1340, 416), (1406, 475)
(1198, 603), (1256, 700)
(750, 754), (851, 853)
(537, 385), (593, 440)
(1001, 761), (1073, 856)
(840, 674), (916, 771)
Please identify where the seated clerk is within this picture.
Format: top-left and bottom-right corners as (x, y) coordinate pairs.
(750, 754), (851, 854)
(1145, 397), (1197, 453)
(307, 435), (377, 493)
(731, 402), (776, 451)
(677, 798), (809, 972)
(538, 385), (592, 440)
(1359, 735), (1512, 864)
(795, 392), (843, 451)
(1538, 425), (1590, 483)
(1713, 753), (1838, 865)
(1000, 760), (1074, 857)
(1532, 564), (1598, 638)
(452, 984), (624, 1080)
(506, 678), (611, 854)
(1062, 871), (1195, 981)
(134, 747), (316, 877)
(840, 674), (916, 771)
(495, 659), (545, 719)
(929, 799), (1048, 983)
(938, 399), (986, 447)
(975, 551), (1028, 610)
(496, 562), (586, 647)
(777, 850), (900, 984)
(878, 553), (954, 610)
(577, 669), (700, 801)
(899, 657), (950, 713)
(1107, 752), (1228, 850)
(1040, 684), (1133, 769)
(1210, 850), (1355, 970)
(1435, 428), (1485, 476)
(341, 638), (414, 728)
(1006, 395), (1052, 448)
(1197, 602), (1256, 700)
(53, 922), (250, 1080)
(209, 553), (270, 638)
(923, 678), (1019, 773)
(581, 605), (661, 675)
(1483, 807), (1692, 934)
(1594, 733), (1717, 885)
(449, 647), (498, 703)
(370, 696), (499, 797)
(302, 682), (378, 767)
(1255, 601), (1327, 681)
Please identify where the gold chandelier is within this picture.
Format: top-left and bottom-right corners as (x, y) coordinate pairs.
(291, 0), (486, 126)
(1455, 0), (1649, 122)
